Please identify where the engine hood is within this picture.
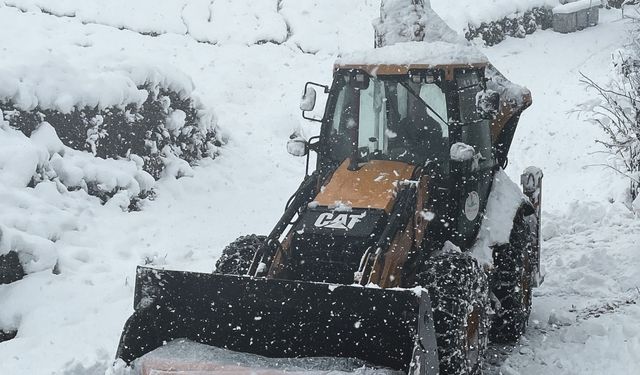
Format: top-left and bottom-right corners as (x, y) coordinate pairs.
(314, 159), (416, 213)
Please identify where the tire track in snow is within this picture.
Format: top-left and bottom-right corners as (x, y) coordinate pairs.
(485, 207), (640, 374)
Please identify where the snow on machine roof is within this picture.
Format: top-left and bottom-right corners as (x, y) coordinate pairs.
(334, 41), (489, 76)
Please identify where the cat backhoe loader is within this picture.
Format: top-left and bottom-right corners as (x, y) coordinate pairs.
(115, 40), (543, 375)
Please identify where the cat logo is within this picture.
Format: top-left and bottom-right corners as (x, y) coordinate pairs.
(314, 212), (366, 230)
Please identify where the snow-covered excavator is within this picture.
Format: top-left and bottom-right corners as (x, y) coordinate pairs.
(115, 2), (543, 374)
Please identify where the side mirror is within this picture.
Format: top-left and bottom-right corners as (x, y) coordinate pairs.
(450, 142), (475, 162)
(450, 142), (480, 173)
(300, 86), (317, 112)
(287, 134), (308, 157)
(476, 90), (500, 119)
(300, 82), (329, 122)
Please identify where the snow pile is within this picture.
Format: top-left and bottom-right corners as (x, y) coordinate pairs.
(0, 113), (156, 275)
(119, 339), (401, 375)
(430, 0), (561, 33)
(329, 201), (354, 212)
(500, 200), (640, 374)
(486, 65), (531, 107)
(0, 59), (194, 113)
(471, 169), (528, 265)
(0, 58), (220, 180)
(542, 199), (637, 240)
(0, 120), (49, 189)
(374, 0), (465, 47)
(0, 7), (221, 183)
(369, 0), (485, 66)
(1, 117), (155, 203)
(0, 225), (58, 275)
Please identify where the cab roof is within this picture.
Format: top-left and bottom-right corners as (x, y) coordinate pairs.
(334, 41), (488, 76)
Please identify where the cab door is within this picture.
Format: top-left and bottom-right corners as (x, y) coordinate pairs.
(450, 69), (495, 248)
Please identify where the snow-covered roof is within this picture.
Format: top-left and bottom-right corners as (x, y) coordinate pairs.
(553, 0), (601, 14)
(335, 41), (488, 73)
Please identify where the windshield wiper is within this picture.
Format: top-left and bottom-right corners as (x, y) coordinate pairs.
(398, 81), (450, 126)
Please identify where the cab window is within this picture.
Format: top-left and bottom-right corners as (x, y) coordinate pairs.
(457, 70), (493, 170)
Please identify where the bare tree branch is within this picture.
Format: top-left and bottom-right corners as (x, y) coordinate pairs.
(580, 25), (640, 198)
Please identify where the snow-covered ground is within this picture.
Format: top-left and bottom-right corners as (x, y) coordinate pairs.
(0, 1), (638, 374)
(482, 11), (640, 374)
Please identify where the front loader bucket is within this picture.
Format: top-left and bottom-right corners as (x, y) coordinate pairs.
(116, 266), (439, 374)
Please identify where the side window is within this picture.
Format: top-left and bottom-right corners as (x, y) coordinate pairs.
(457, 70), (493, 169)
(358, 82), (376, 149)
(461, 122), (493, 169)
(457, 71), (480, 123)
(396, 83), (408, 122)
(331, 89), (346, 133)
(419, 83), (448, 137)
(328, 82), (355, 162)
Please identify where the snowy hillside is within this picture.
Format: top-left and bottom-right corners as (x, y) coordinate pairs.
(0, 1), (639, 374)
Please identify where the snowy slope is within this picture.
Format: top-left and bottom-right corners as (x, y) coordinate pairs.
(0, 2), (638, 375)
(480, 11), (640, 374)
(486, 12), (634, 210)
(1, 0), (563, 51)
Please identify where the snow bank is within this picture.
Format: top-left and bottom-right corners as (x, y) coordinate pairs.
(0, 112), (156, 274)
(431, 0), (561, 33)
(1, 117), (155, 202)
(372, 1), (558, 47)
(4, 0), (288, 46)
(471, 169), (528, 265)
(0, 225), (58, 274)
(503, 199), (640, 374)
(0, 58), (220, 180)
(1, 0), (562, 53)
(0, 59), (194, 113)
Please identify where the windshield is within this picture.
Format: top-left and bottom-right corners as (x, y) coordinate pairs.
(326, 72), (449, 168)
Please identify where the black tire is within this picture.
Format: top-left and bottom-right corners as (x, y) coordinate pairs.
(417, 251), (489, 375)
(489, 210), (533, 343)
(214, 235), (266, 275)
